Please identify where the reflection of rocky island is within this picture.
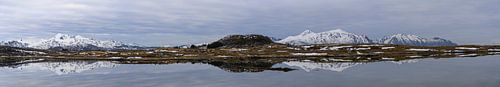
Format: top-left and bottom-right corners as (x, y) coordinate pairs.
(3, 60), (116, 75)
(115, 59), (297, 73)
(207, 61), (295, 72)
(113, 58), (429, 73)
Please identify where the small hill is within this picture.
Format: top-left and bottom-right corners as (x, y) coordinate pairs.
(207, 34), (275, 48)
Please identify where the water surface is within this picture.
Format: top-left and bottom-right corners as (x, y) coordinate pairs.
(1, 56), (500, 87)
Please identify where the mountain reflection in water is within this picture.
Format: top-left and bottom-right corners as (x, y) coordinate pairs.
(1, 53), (497, 75)
(1, 60), (116, 75)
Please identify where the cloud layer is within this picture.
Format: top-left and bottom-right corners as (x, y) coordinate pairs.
(1, 0), (499, 46)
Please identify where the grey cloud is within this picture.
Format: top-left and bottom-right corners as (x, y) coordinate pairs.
(0, 0), (499, 46)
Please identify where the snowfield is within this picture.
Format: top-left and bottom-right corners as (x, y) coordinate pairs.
(407, 48), (436, 52)
(291, 53), (328, 56)
(381, 47), (396, 50)
(320, 46), (353, 50)
(456, 47), (479, 50)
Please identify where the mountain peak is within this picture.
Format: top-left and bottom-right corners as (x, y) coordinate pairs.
(326, 29), (349, 33)
(54, 33), (68, 37)
(53, 33), (71, 39)
(51, 33), (89, 40)
(299, 30), (315, 36)
(432, 37), (445, 40)
(392, 34), (418, 37)
(389, 34), (422, 40)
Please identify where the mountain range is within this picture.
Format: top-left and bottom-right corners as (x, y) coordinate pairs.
(278, 29), (457, 46)
(277, 29), (373, 45)
(379, 34), (457, 46)
(0, 29), (458, 50)
(0, 33), (142, 51)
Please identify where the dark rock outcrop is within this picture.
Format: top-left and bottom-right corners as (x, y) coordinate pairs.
(207, 34), (274, 48)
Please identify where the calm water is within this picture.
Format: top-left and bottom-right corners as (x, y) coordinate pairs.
(1, 56), (500, 87)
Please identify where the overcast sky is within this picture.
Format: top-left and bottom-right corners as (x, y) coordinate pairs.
(1, 0), (499, 46)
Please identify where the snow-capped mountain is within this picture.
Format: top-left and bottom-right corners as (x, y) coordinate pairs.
(31, 33), (123, 49)
(1, 33), (144, 50)
(277, 29), (373, 45)
(0, 41), (29, 48)
(282, 61), (364, 72)
(380, 34), (457, 46)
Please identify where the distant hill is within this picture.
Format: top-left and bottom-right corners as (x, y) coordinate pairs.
(207, 34), (275, 48)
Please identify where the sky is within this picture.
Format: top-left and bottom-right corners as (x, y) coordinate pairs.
(0, 0), (499, 46)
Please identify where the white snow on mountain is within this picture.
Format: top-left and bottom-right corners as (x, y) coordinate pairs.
(282, 61), (363, 72)
(0, 41), (29, 48)
(278, 29), (373, 45)
(2, 33), (141, 50)
(380, 34), (457, 46)
(30, 33), (126, 49)
(9, 61), (116, 75)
